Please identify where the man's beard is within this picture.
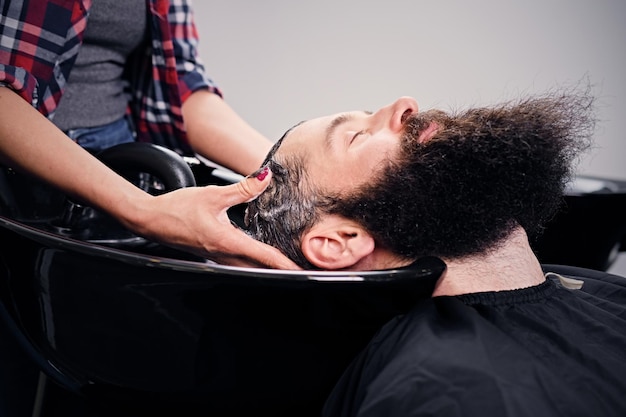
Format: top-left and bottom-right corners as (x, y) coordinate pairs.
(325, 91), (594, 260)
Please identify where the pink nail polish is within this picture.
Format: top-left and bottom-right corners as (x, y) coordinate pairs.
(254, 166), (269, 181)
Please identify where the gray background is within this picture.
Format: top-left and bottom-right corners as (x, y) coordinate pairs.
(193, 0), (626, 275)
(194, 0), (625, 180)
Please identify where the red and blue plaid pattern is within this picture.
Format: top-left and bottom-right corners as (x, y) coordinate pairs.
(0, 0), (221, 155)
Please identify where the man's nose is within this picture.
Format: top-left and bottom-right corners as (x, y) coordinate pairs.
(371, 96), (419, 133)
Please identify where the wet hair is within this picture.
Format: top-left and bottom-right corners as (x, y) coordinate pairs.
(244, 127), (325, 269)
(246, 87), (595, 269)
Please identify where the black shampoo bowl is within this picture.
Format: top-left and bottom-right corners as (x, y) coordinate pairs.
(533, 175), (626, 271)
(0, 215), (443, 416)
(0, 143), (445, 416)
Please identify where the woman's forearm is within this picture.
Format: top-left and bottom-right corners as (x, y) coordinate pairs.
(0, 87), (150, 225)
(183, 90), (273, 176)
(0, 88), (299, 269)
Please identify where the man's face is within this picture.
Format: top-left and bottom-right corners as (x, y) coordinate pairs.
(248, 90), (593, 269)
(273, 97), (437, 193)
(246, 96), (442, 269)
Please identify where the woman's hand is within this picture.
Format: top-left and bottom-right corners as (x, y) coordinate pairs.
(126, 167), (301, 269)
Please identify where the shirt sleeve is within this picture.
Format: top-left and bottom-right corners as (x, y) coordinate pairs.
(167, 0), (222, 101)
(0, 64), (39, 108)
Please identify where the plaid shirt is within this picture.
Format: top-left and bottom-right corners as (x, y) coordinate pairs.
(0, 0), (221, 155)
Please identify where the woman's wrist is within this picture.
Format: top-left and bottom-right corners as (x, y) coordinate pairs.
(107, 188), (155, 237)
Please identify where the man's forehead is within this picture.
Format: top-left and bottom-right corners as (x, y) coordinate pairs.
(279, 110), (372, 144)
(269, 110), (374, 165)
(281, 120), (306, 141)
(261, 120), (305, 165)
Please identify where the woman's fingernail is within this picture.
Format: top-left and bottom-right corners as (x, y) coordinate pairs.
(251, 165), (270, 181)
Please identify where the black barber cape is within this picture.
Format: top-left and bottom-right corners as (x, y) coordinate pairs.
(323, 265), (626, 417)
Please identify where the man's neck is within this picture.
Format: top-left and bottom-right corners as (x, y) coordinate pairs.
(432, 227), (546, 297)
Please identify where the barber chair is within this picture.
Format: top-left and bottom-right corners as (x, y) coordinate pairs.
(0, 143), (445, 417)
(533, 176), (626, 271)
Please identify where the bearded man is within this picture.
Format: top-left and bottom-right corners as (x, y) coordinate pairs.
(246, 88), (626, 416)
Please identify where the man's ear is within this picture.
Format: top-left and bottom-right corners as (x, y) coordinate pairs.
(301, 215), (375, 270)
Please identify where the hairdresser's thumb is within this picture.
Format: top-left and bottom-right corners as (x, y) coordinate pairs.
(230, 165), (272, 206)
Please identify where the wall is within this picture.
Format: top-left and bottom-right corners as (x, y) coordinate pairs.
(193, 0), (626, 180)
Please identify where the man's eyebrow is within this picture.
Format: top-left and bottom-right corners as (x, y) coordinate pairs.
(324, 111), (372, 149)
(324, 113), (353, 150)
